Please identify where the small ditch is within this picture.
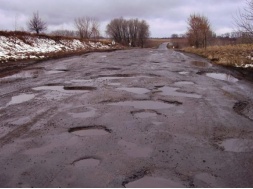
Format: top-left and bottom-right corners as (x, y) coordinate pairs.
(68, 125), (112, 136)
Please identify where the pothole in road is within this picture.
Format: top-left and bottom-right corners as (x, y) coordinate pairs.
(131, 110), (160, 119)
(206, 73), (238, 82)
(64, 86), (97, 91)
(117, 87), (150, 95)
(118, 140), (153, 158)
(1, 70), (39, 80)
(178, 71), (189, 75)
(68, 125), (111, 136)
(218, 138), (253, 152)
(46, 70), (66, 74)
(174, 81), (194, 86)
(32, 85), (96, 92)
(109, 100), (176, 110)
(156, 86), (202, 99)
(71, 157), (100, 167)
(191, 61), (210, 67)
(6, 94), (35, 106)
(124, 176), (184, 188)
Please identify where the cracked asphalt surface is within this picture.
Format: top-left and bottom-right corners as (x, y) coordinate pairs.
(0, 43), (253, 187)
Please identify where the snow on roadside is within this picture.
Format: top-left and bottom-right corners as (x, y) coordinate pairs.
(0, 35), (111, 62)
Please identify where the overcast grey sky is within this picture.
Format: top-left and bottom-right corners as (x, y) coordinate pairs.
(0, 0), (245, 37)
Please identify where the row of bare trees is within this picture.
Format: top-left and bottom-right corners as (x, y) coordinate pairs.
(28, 12), (100, 40)
(106, 18), (150, 47)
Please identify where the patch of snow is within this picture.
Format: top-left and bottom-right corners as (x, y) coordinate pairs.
(0, 34), (111, 62)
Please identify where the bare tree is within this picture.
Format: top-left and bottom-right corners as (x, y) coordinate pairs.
(106, 18), (150, 47)
(234, 0), (253, 42)
(187, 14), (212, 48)
(74, 17), (100, 39)
(28, 11), (47, 34)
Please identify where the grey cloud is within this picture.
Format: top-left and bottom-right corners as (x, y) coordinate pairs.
(0, 0), (246, 37)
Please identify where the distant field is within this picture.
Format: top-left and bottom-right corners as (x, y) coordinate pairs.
(182, 44), (253, 68)
(146, 38), (171, 48)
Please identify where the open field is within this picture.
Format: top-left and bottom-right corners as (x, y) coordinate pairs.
(182, 44), (253, 68)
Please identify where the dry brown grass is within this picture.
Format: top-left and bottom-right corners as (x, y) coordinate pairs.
(182, 44), (253, 67)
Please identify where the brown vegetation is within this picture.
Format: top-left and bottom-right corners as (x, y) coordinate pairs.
(182, 44), (253, 67)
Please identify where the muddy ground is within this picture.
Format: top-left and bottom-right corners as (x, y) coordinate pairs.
(0, 43), (253, 187)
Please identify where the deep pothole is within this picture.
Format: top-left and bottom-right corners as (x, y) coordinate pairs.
(131, 110), (161, 119)
(71, 157), (100, 167)
(68, 125), (112, 136)
(63, 86), (97, 91)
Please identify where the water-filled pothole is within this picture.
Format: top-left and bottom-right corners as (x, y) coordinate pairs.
(1, 70), (39, 79)
(7, 94), (35, 106)
(68, 126), (111, 136)
(206, 73), (238, 82)
(191, 61), (210, 67)
(32, 86), (66, 92)
(219, 138), (253, 152)
(109, 100), (176, 110)
(72, 157), (100, 167)
(117, 87), (150, 95)
(157, 86), (202, 99)
(174, 81), (194, 86)
(125, 176), (184, 188)
(178, 71), (189, 75)
(131, 110), (159, 119)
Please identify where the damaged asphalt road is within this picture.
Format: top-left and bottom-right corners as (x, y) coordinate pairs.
(0, 43), (253, 187)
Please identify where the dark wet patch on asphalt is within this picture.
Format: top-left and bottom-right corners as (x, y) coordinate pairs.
(68, 125), (112, 136)
(233, 101), (252, 120)
(71, 157), (100, 167)
(233, 101), (249, 114)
